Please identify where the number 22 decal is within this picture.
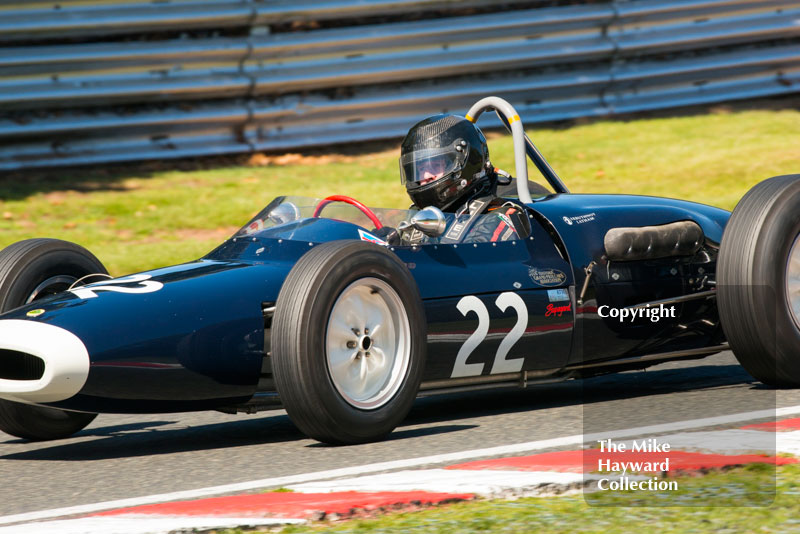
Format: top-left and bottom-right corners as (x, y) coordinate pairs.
(70, 274), (163, 300)
(451, 292), (528, 378)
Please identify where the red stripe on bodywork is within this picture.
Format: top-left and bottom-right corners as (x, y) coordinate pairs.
(447, 450), (796, 474)
(93, 491), (473, 518)
(428, 323), (571, 338)
(90, 362), (181, 369)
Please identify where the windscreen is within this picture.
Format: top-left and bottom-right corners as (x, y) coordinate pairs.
(236, 197), (418, 238)
(236, 196), (525, 245)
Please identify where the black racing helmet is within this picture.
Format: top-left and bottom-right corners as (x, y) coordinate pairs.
(399, 114), (491, 211)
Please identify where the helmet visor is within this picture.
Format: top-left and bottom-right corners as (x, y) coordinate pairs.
(399, 146), (465, 186)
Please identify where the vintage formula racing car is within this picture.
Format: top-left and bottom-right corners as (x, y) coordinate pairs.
(0, 97), (798, 444)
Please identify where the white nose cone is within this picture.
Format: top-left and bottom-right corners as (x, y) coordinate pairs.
(0, 319), (90, 403)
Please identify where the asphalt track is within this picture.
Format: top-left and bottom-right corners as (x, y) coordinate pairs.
(2, 351), (799, 517)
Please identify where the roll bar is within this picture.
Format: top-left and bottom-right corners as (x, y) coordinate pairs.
(465, 96), (569, 203)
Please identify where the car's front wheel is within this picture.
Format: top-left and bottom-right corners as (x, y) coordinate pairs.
(0, 239), (105, 440)
(272, 240), (426, 444)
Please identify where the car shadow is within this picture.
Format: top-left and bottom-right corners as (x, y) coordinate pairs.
(2, 420), (178, 445)
(304, 423), (480, 448)
(0, 361), (764, 460)
(0, 413), (303, 461)
(403, 362), (760, 426)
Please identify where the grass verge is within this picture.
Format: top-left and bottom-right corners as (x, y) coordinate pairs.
(220, 464), (799, 534)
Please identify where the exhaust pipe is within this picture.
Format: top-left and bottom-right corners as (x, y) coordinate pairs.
(0, 319), (89, 404)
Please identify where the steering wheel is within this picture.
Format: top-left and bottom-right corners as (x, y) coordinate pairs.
(313, 195), (384, 229)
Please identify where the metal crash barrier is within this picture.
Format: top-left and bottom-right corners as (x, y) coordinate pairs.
(0, 0), (798, 170)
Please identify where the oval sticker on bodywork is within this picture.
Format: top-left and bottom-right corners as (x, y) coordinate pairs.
(26, 308), (45, 318)
(528, 267), (566, 287)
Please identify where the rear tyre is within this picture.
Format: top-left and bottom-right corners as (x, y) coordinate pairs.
(272, 240), (426, 444)
(0, 239), (105, 440)
(718, 175), (800, 387)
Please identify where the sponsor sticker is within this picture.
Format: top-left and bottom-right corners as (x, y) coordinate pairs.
(528, 267), (567, 287)
(358, 229), (388, 246)
(547, 288), (570, 302)
(562, 212), (596, 225)
(26, 308), (45, 318)
(445, 221), (467, 241)
(497, 213), (514, 228)
(545, 303), (572, 317)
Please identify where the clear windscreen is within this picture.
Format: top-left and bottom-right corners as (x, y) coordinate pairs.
(236, 196), (526, 245)
(236, 196), (419, 237)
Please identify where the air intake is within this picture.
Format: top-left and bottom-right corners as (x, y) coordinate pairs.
(0, 349), (45, 381)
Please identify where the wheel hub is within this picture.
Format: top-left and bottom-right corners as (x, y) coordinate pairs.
(359, 335), (372, 352)
(325, 277), (411, 410)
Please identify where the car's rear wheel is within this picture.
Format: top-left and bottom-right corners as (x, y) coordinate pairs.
(272, 240), (426, 444)
(718, 175), (800, 387)
(0, 239), (105, 441)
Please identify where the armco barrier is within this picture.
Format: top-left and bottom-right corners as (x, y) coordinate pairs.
(0, 0), (798, 170)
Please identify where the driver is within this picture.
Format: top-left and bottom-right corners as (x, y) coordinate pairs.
(397, 114), (528, 244)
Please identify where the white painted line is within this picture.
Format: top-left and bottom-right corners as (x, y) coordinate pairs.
(2, 404), (799, 527)
(0, 516), (306, 534)
(288, 469), (643, 496)
(290, 469), (583, 495)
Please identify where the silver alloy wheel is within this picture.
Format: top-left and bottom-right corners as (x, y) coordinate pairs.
(325, 277), (411, 410)
(787, 233), (800, 330)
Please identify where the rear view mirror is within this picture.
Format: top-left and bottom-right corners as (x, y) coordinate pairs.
(399, 206), (447, 237)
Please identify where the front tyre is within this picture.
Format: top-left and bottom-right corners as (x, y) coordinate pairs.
(272, 241), (426, 444)
(718, 175), (800, 387)
(0, 239), (105, 440)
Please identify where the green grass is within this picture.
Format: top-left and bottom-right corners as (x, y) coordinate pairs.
(221, 464), (799, 534)
(1, 108), (798, 275)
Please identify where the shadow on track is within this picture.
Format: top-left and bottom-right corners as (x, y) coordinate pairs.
(1, 417), (479, 460)
(0, 414), (300, 461)
(0, 357), (760, 460)
(403, 361), (757, 426)
(304, 424), (480, 448)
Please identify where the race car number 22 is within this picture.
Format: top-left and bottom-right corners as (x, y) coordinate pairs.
(451, 292), (527, 378)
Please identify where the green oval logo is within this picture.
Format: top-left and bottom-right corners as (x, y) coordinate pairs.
(26, 308), (45, 318)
